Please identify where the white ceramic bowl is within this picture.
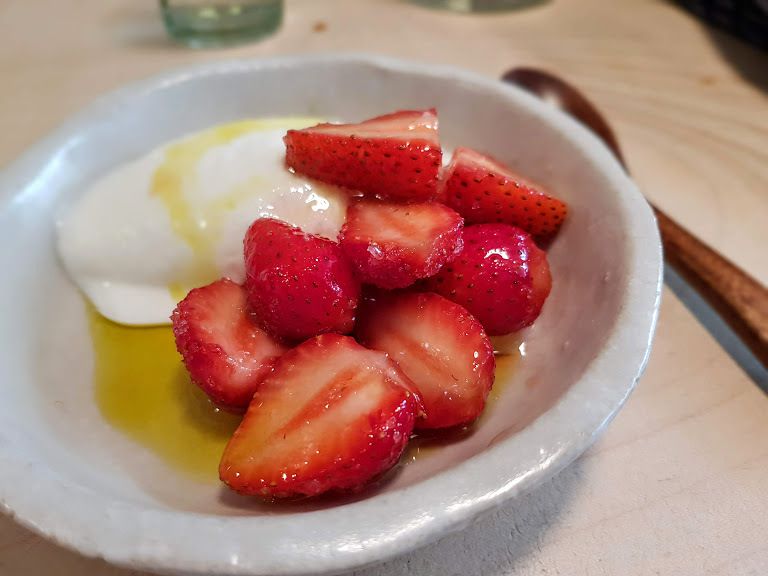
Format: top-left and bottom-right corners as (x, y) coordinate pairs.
(0, 54), (661, 576)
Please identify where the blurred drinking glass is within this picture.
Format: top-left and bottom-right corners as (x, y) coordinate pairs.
(409, 0), (547, 11)
(160, 0), (283, 48)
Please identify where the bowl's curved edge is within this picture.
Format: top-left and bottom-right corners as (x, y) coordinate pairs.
(0, 53), (663, 576)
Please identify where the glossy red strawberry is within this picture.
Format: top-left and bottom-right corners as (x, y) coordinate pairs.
(442, 147), (568, 241)
(284, 109), (442, 202)
(243, 218), (360, 342)
(422, 223), (552, 335)
(339, 200), (463, 289)
(357, 292), (495, 429)
(171, 278), (287, 413)
(219, 334), (422, 498)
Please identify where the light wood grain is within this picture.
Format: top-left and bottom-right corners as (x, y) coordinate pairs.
(1, 1), (767, 575)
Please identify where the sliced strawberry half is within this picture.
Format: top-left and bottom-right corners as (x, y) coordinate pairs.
(422, 223), (552, 335)
(441, 147), (568, 241)
(339, 200), (464, 289)
(219, 334), (422, 498)
(357, 292), (495, 430)
(171, 278), (287, 413)
(284, 109), (442, 202)
(244, 218), (361, 342)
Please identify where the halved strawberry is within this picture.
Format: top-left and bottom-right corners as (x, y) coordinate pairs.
(284, 109), (442, 202)
(171, 278), (287, 413)
(357, 292), (495, 430)
(339, 200), (464, 289)
(244, 218), (360, 342)
(219, 334), (422, 498)
(422, 223), (552, 335)
(441, 147), (568, 241)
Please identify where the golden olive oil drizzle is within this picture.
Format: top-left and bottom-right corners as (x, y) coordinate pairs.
(486, 351), (522, 407)
(89, 305), (240, 481)
(167, 282), (189, 303)
(150, 117), (321, 295)
(91, 305), (523, 477)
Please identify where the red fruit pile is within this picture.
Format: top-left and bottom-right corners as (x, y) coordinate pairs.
(171, 109), (568, 500)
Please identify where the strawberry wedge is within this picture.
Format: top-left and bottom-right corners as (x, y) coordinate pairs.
(171, 279), (287, 413)
(442, 147), (568, 241)
(357, 292), (495, 429)
(339, 200), (464, 289)
(219, 334), (422, 498)
(423, 224), (552, 335)
(244, 218), (360, 342)
(284, 109), (442, 202)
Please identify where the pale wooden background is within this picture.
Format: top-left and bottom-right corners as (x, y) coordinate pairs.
(1, 1), (767, 575)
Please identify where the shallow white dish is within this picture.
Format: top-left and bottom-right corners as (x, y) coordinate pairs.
(0, 54), (661, 576)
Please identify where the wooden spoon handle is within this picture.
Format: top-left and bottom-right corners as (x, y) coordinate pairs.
(654, 206), (768, 366)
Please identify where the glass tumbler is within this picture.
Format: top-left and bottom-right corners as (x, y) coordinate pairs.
(409, 0), (547, 11)
(160, 0), (283, 48)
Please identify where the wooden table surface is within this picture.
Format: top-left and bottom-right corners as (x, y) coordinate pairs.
(1, 1), (767, 574)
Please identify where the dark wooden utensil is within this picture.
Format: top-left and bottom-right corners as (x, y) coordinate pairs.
(502, 67), (768, 367)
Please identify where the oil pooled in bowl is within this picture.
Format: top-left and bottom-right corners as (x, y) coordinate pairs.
(90, 304), (523, 479)
(89, 306), (239, 481)
(404, 350), (522, 461)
